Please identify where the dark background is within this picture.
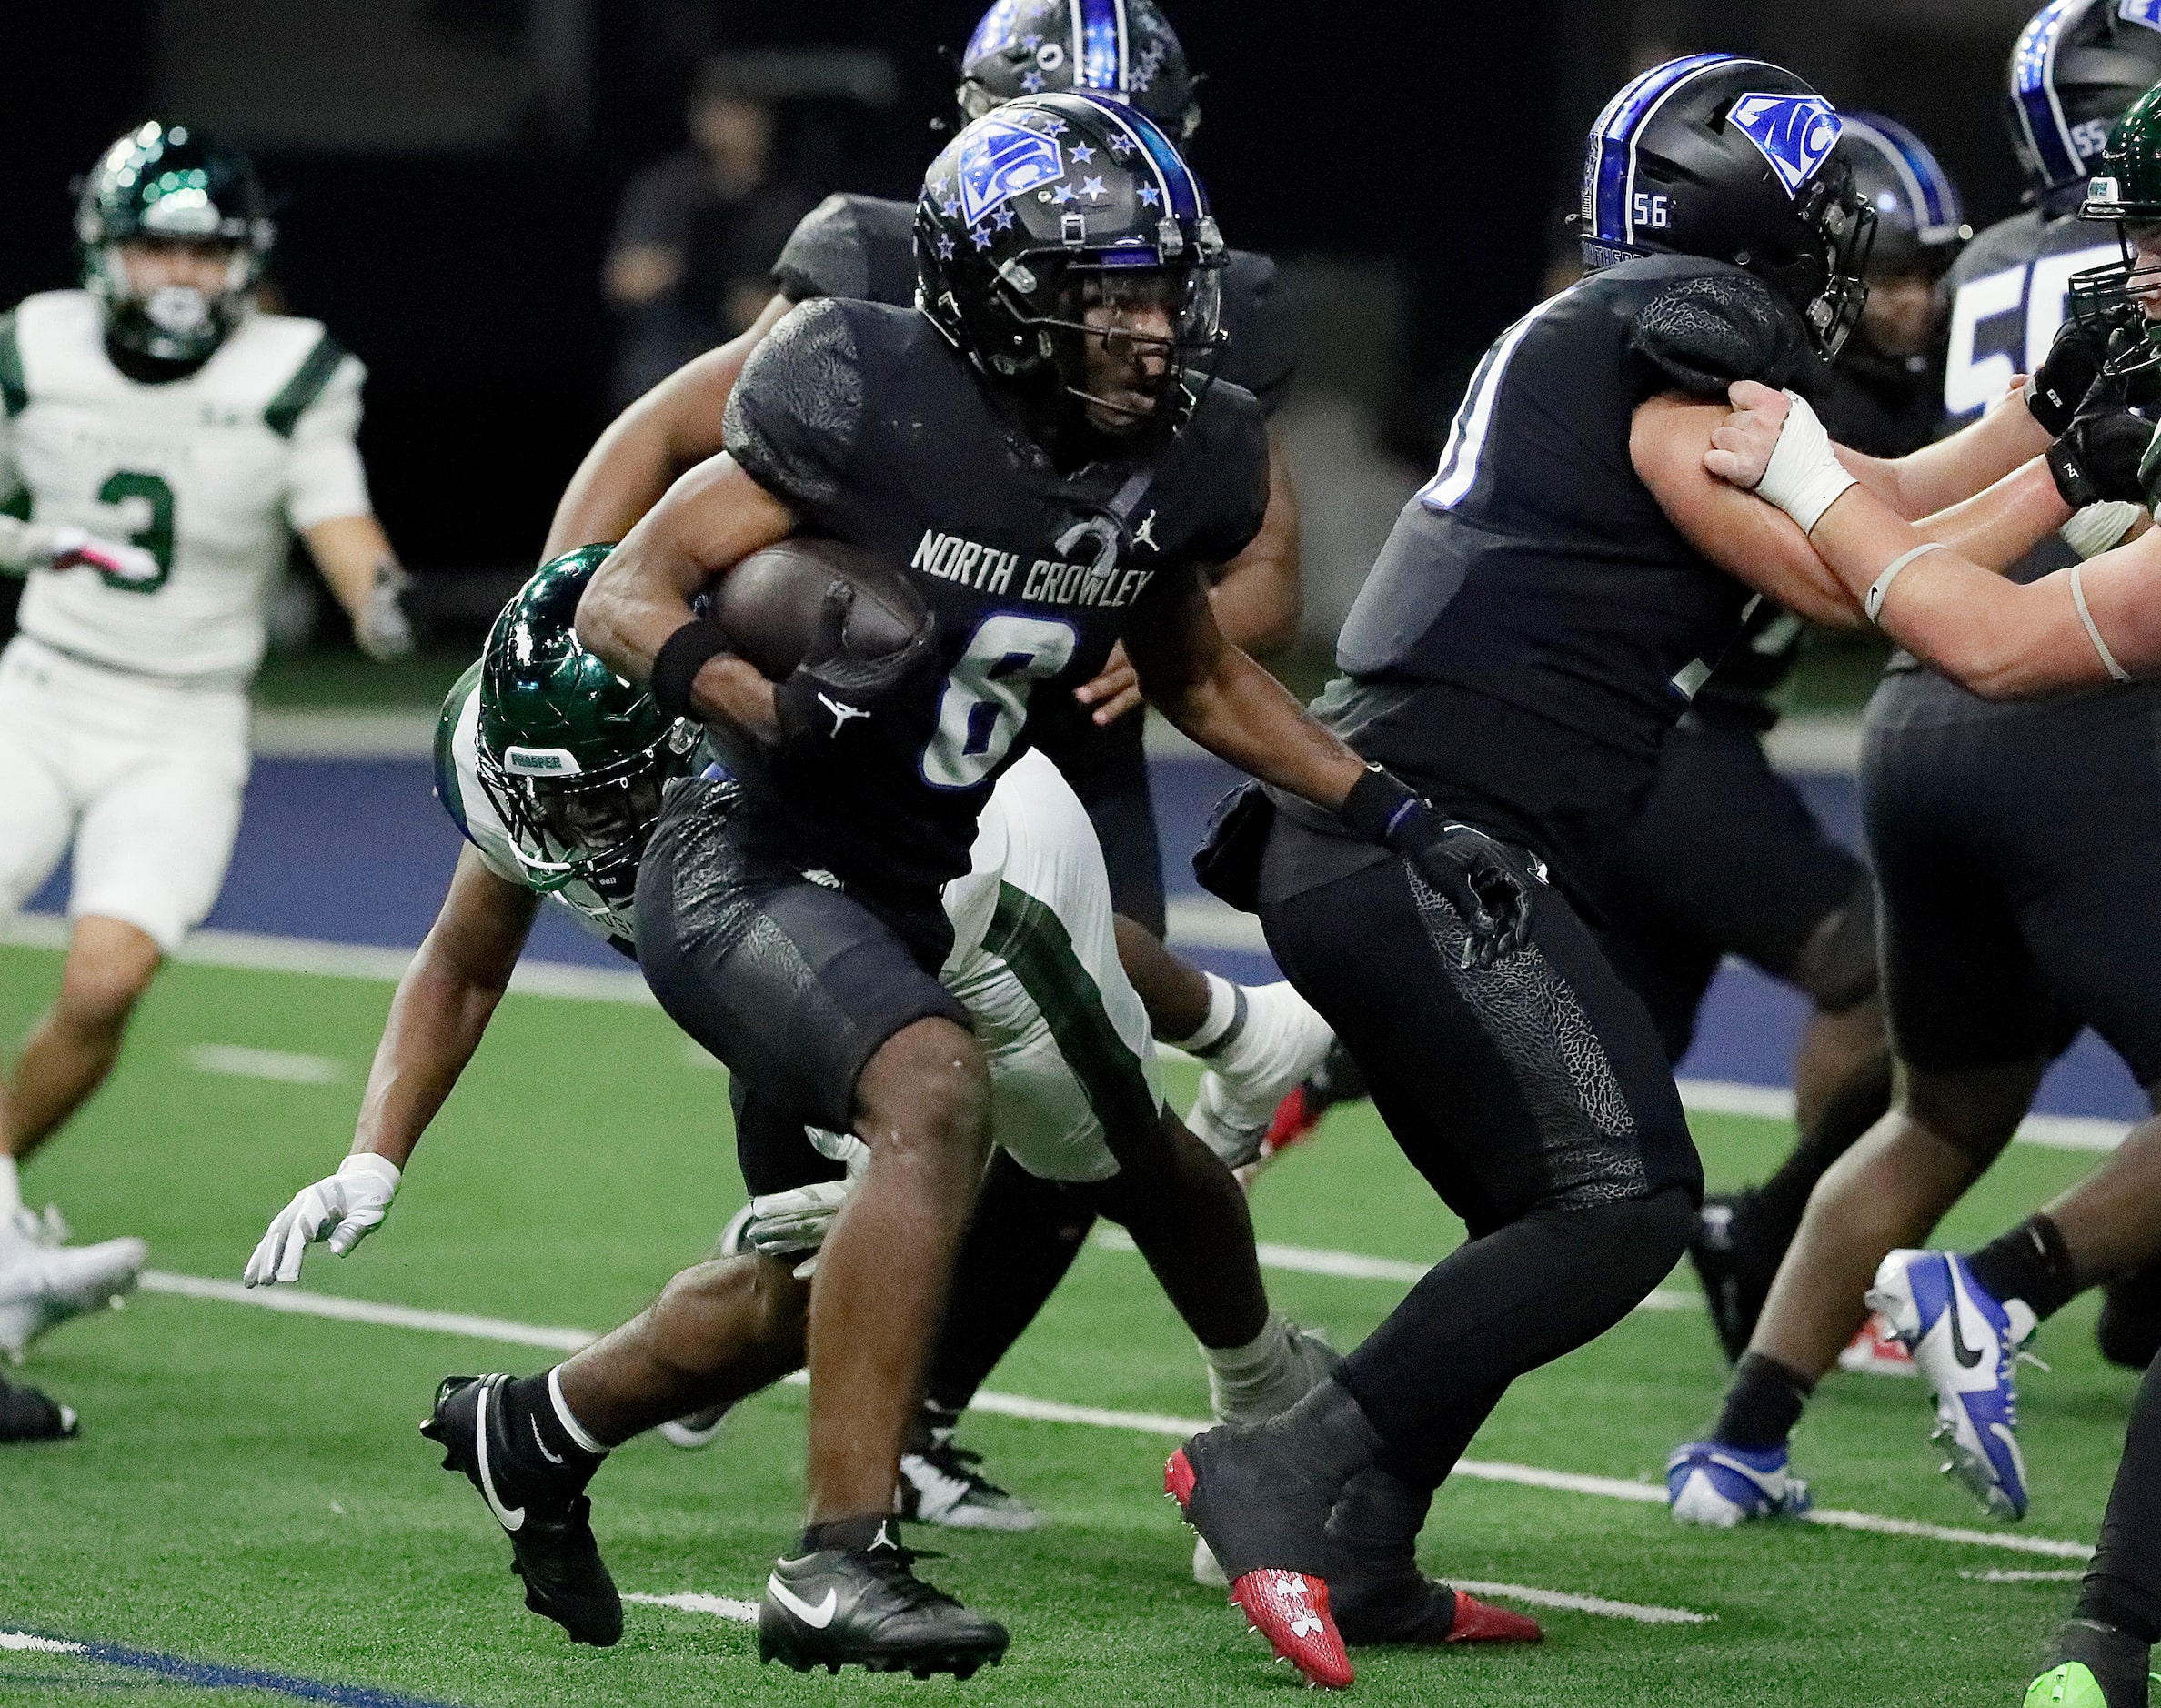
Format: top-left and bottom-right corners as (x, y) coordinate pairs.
(0, 0), (2051, 622)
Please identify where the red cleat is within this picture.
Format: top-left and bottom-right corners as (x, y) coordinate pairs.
(1166, 1451), (1353, 1689)
(1265, 1086), (1323, 1155)
(1230, 1569), (1353, 1690)
(1444, 1590), (1543, 1644)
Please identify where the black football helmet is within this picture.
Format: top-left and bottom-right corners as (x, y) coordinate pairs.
(1578, 54), (1876, 358)
(1838, 113), (1969, 280)
(915, 91), (1226, 439)
(2005, 0), (2161, 208)
(76, 120), (274, 369)
(959, 0), (1201, 145)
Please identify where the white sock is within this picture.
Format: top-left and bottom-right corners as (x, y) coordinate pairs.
(0, 1154), (21, 1221)
(1200, 1313), (1296, 1423)
(548, 1366), (609, 1457)
(1175, 974), (1245, 1057)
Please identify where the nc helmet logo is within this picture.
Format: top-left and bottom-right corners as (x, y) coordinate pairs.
(1728, 93), (1843, 199)
(958, 118), (1066, 226)
(2122, 0), (2161, 35)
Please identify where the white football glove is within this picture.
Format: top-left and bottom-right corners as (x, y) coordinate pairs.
(739, 1128), (871, 1277)
(356, 560), (416, 661)
(243, 1153), (402, 1287)
(0, 517), (161, 585)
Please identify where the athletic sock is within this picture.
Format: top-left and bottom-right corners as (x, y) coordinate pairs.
(500, 1370), (607, 1488)
(1967, 1213), (2080, 1326)
(0, 1154), (20, 1222)
(2077, 1351), (2161, 1645)
(1709, 1352), (1814, 1452)
(917, 1399), (964, 1449)
(1201, 1313), (1302, 1424)
(1175, 974), (1246, 1058)
(799, 1512), (894, 1556)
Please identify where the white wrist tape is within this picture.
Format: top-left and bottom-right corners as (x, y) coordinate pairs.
(2060, 500), (2143, 561)
(2071, 560), (2134, 682)
(1754, 390), (1857, 534)
(1864, 542), (1945, 626)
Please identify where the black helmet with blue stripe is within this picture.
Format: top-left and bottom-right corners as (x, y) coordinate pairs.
(1578, 53), (1876, 358)
(2005, 0), (2161, 208)
(960, 0), (1200, 145)
(915, 90), (1226, 436)
(1838, 113), (1970, 278)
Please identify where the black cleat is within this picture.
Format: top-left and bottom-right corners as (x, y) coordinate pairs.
(1688, 1193), (1774, 1364)
(0, 1373), (76, 1442)
(758, 1522), (1008, 1680)
(419, 1374), (621, 1647)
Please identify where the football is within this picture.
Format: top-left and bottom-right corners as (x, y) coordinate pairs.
(709, 536), (927, 680)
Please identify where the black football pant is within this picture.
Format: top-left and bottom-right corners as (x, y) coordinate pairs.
(1256, 817), (1700, 1487)
(2076, 1349), (2161, 1644)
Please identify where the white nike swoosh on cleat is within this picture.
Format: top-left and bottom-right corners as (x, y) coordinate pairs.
(766, 1575), (838, 1629)
(475, 1381), (525, 1532)
(529, 1415), (565, 1465)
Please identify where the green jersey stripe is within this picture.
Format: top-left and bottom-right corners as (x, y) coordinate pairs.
(984, 879), (1158, 1144)
(0, 313), (25, 418)
(262, 331), (349, 439)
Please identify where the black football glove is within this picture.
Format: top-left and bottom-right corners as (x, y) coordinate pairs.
(772, 581), (938, 763)
(1342, 767), (1543, 970)
(2048, 404), (2157, 509)
(2025, 313), (2116, 437)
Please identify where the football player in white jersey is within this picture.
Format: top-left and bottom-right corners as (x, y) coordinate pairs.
(0, 121), (415, 1365)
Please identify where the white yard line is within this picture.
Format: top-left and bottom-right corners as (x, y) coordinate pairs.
(0, 1633), (85, 1653)
(1452, 1581), (1711, 1625)
(136, 1269), (2094, 1562)
(623, 1592), (760, 1623)
(1678, 1078), (2130, 1153)
(186, 1045), (346, 1085)
(1961, 1568), (2086, 1583)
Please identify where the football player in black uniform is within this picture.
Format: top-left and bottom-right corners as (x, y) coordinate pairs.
(482, 95), (1528, 1681)
(544, 0), (1332, 1535)
(1611, 113), (1968, 1367)
(1669, 0), (2161, 1534)
(1157, 55), (1910, 1687)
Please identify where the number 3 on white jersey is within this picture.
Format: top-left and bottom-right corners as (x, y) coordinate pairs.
(921, 613), (1078, 789)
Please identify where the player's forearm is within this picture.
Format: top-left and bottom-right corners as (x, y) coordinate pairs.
(542, 300), (789, 558)
(1836, 387), (2051, 520)
(1910, 458), (2073, 572)
(305, 514), (398, 625)
(1208, 439), (1301, 654)
(1153, 645), (1363, 809)
(1807, 487), (2115, 698)
(349, 942), (516, 1168)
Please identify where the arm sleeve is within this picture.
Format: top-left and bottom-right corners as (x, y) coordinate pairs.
(721, 298), (866, 521)
(283, 354), (374, 530)
(1625, 271), (1813, 402)
(1218, 252), (1297, 417)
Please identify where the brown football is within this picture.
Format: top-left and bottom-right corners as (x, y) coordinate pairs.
(709, 537), (927, 681)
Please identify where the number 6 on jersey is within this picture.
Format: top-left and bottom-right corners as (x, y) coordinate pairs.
(921, 612), (1077, 789)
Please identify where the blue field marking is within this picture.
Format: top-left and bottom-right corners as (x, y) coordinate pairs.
(15, 749), (2148, 1123)
(0, 1629), (459, 1706)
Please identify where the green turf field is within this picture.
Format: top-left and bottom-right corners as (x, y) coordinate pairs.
(0, 940), (2134, 1705)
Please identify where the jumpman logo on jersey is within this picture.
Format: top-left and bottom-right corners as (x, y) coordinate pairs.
(1133, 509), (1160, 551)
(819, 692), (870, 733)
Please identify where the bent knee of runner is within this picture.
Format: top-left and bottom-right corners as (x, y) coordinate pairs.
(652, 1252), (809, 1375)
(57, 917), (164, 1032)
(855, 1017), (993, 1167)
(1792, 879), (1879, 1015)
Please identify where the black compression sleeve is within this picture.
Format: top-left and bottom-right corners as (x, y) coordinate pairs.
(650, 619), (735, 721)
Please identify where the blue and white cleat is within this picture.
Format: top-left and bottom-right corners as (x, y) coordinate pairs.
(1665, 1441), (1812, 1527)
(1868, 1248), (2039, 1521)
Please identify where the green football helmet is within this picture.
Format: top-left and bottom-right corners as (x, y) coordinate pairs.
(2069, 82), (2161, 374)
(473, 545), (698, 927)
(76, 120), (274, 369)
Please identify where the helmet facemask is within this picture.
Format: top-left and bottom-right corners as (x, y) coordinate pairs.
(88, 238), (259, 368)
(1744, 162), (1876, 360)
(1021, 254), (1225, 434)
(474, 726), (696, 930)
(2067, 225), (2161, 377)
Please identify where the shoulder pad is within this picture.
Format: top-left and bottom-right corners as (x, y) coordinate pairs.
(723, 298), (866, 517)
(1626, 271), (1810, 400)
(264, 329), (354, 438)
(0, 312), (22, 418)
(1219, 250), (1295, 416)
(433, 659), (485, 846)
(772, 195), (914, 307)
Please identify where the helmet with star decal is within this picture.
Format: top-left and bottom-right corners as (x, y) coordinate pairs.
(913, 90), (1226, 439)
(959, 0), (1200, 145)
